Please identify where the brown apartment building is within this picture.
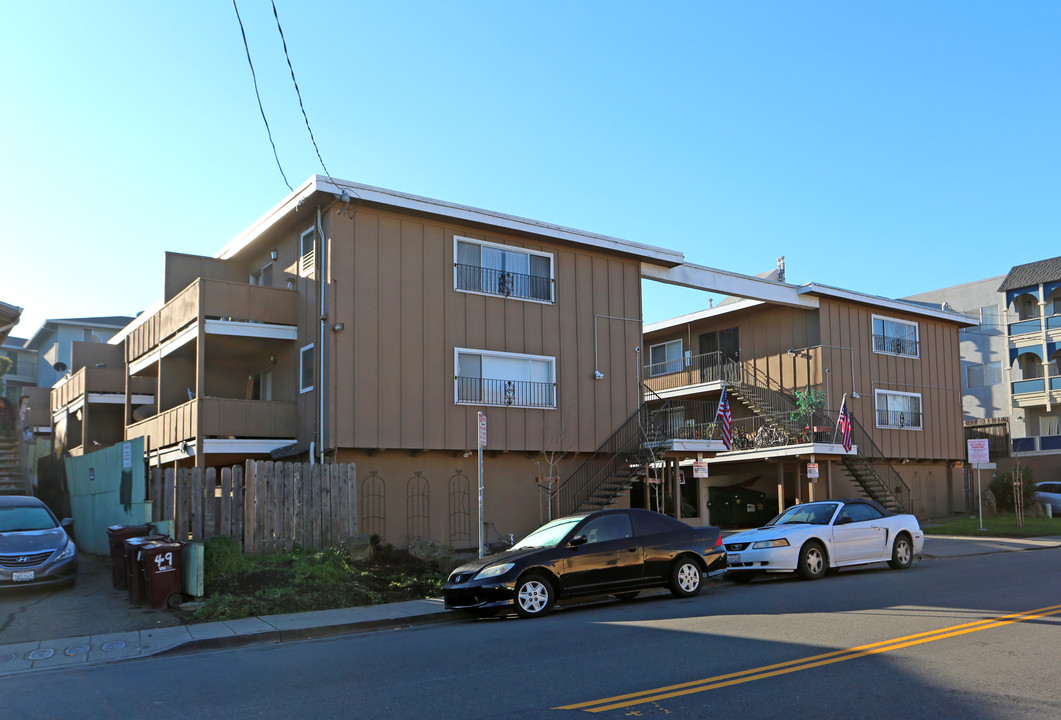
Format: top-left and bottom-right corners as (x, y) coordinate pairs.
(641, 285), (974, 524)
(47, 177), (974, 547)
(104, 176), (684, 548)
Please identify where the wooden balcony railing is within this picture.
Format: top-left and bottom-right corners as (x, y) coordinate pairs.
(126, 279), (299, 364)
(125, 397), (297, 448)
(52, 368), (155, 409)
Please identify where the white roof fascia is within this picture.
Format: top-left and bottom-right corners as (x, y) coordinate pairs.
(217, 175), (685, 266)
(641, 262), (819, 309)
(799, 283), (979, 325)
(645, 298), (765, 333)
(216, 177), (319, 260)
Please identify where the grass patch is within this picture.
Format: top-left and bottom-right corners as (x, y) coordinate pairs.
(923, 515), (1061, 538)
(192, 536), (445, 621)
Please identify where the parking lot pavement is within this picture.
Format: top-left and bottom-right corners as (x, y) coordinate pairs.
(0, 552), (184, 646)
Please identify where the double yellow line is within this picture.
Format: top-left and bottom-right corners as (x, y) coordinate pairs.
(558, 603), (1061, 713)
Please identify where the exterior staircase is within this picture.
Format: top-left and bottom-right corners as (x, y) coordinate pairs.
(837, 415), (909, 513)
(557, 403), (669, 516)
(718, 360), (911, 514)
(0, 432), (30, 495)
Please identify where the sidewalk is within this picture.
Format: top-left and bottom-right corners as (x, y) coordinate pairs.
(2, 533), (1059, 677)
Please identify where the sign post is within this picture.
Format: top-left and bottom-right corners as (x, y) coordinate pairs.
(477, 412), (487, 559)
(967, 439), (990, 531)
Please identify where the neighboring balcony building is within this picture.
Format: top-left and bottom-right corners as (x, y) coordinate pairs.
(2, 335), (38, 406)
(909, 256), (1061, 484)
(643, 283), (974, 522)
(996, 257), (1061, 460)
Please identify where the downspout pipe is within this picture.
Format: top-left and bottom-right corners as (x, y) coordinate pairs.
(317, 205), (325, 464)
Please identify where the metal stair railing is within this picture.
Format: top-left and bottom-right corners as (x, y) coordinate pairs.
(840, 415), (911, 513)
(722, 360), (812, 441)
(556, 401), (668, 516)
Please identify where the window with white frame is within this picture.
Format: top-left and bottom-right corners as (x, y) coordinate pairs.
(872, 315), (920, 358)
(300, 227), (315, 277)
(454, 236), (553, 302)
(300, 344), (314, 393)
(454, 349), (556, 408)
(875, 390), (922, 430)
(648, 339), (683, 377)
(967, 361), (1002, 389)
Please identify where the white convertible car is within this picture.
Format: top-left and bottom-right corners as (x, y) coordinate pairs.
(724, 498), (924, 582)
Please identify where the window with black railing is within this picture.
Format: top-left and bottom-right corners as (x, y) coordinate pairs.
(454, 263), (553, 302)
(454, 376), (556, 408)
(875, 390), (923, 430)
(872, 315), (919, 358)
(454, 237), (554, 302)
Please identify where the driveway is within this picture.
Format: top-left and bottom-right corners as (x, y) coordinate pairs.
(0, 553), (184, 645)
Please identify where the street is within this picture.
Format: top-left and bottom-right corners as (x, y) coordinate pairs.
(6, 548), (1061, 719)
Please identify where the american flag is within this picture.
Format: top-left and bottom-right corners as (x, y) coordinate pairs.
(716, 386), (733, 451)
(837, 395), (853, 453)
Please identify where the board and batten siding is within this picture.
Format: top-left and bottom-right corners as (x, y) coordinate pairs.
(322, 206), (643, 455)
(818, 298), (964, 461)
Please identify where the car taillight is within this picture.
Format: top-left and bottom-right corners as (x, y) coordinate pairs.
(714, 534), (722, 547)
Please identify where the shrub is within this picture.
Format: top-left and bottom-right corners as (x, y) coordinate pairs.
(988, 466), (1037, 513)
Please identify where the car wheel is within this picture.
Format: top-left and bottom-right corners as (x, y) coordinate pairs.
(729, 571), (756, 584)
(888, 533), (914, 570)
(669, 557), (703, 597)
(613, 591), (640, 602)
(796, 541), (827, 580)
(514, 574), (554, 618)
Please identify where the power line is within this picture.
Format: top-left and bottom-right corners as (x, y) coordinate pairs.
(270, 0), (341, 193)
(232, 0), (292, 192)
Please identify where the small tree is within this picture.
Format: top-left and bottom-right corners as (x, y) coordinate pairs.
(0, 355), (12, 377)
(534, 420), (572, 522)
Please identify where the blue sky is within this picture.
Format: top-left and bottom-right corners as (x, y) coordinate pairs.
(3, 2), (1058, 336)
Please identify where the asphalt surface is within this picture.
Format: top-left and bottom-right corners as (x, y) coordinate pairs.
(1, 531), (1059, 677)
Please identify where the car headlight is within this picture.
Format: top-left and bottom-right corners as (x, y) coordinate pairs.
(475, 563), (514, 580)
(55, 540), (76, 561)
(752, 538), (790, 549)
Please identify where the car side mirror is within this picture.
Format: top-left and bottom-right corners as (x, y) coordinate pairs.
(61, 518), (74, 528)
(834, 517), (853, 526)
(569, 535), (588, 547)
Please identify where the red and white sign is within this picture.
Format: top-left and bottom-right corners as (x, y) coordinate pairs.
(807, 462), (819, 479)
(477, 412), (488, 448)
(692, 462), (709, 479)
(967, 439), (989, 465)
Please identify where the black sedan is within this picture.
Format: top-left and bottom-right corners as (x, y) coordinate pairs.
(0, 495), (78, 588)
(443, 508), (726, 618)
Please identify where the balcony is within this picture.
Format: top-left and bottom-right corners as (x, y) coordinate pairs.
(125, 397), (298, 449)
(644, 352), (735, 395)
(1012, 435), (1061, 454)
(126, 279), (299, 366)
(52, 367), (154, 411)
(1008, 318), (1042, 336)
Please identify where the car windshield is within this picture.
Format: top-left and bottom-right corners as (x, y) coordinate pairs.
(511, 517), (581, 549)
(765, 503), (838, 526)
(0, 506), (58, 532)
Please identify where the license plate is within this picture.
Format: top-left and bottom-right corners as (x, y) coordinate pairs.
(12, 570), (34, 582)
(728, 553), (741, 564)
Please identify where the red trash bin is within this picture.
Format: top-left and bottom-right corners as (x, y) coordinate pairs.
(124, 535), (166, 603)
(106, 524), (155, 590)
(140, 540), (186, 610)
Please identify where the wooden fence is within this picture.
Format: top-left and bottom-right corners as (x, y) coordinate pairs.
(148, 460), (357, 553)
